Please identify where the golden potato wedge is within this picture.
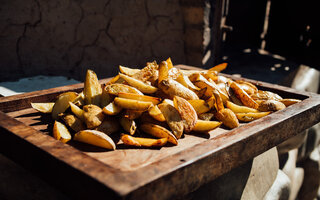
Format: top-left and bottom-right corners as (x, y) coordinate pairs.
(103, 102), (122, 115)
(118, 92), (161, 105)
(235, 80), (258, 95)
(120, 116), (137, 135)
(100, 88), (112, 108)
(119, 65), (140, 76)
(83, 104), (105, 129)
(162, 98), (174, 106)
(105, 83), (143, 96)
(140, 123), (178, 145)
(53, 121), (72, 143)
(133, 61), (159, 84)
(158, 102), (184, 139)
(52, 92), (78, 119)
(279, 99), (301, 107)
(74, 130), (116, 150)
(226, 101), (259, 113)
(159, 79), (199, 100)
(114, 97), (153, 111)
(212, 90), (224, 111)
(96, 117), (120, 135)
(158, 61), (169, 84)
(168, 67), (181, 80)
(192, 120), (222, 132)
(148, 105), (166, 122)
(173, 96), (198, 132)
(176, 74), (200, 91)
(236, 112), (271, 122)
(166, 57), (174, 69)
(188, 99), (211, 114)
(215, 108), (240, 129)
(73, 91), (85, 107)
(31, 102), (55, 113)
(119, 73), (157, 94)
(193, 76), (228, 102)
(198, 113), (214, 121)
(84, 69), (102, 105)
(60, 114), (85, 132)
(106, 74), (125, 85)
(121, 134), (168, 147)
(230, 81), (259, 109)
(251, 90), (282, 101)
(208, 63), (227, 72)
(258, 100), (286, 112)
(69, 102), (85, 121)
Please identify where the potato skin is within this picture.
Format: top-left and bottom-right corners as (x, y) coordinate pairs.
(159, 79), (199, 100)
(83, 104), (105, 129)
(215, 108), (239, 129)
(258, 100), (286, 112)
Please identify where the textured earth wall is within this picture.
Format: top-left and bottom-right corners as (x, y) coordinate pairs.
(0, 0), (186, 81)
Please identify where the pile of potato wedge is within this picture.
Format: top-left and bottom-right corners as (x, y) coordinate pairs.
(31, 58), (301, 150)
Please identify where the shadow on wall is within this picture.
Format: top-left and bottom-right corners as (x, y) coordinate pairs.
(0, 0), (186, 82)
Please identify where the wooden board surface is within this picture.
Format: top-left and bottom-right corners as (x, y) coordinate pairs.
(1, 65), (320, 200)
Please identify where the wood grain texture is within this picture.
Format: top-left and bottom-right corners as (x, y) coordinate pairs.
(1, 65), (320, 199)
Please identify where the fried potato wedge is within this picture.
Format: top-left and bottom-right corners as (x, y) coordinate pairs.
(106, 74), (125, 85)
(52, 92), (78, 119)
(158, 102), (184, 139)
(158, 61), (169, 84)
(251, 90), (282, 101)
(83, 104), (105, 129)
(100, 88), (112, 108)
(193, 76), (228, 102)
(148, 105), (166, 122)
(53, 121), (72, 143)
(192, 120), (222, 132)
(120, 116), (137, 135)
(279, 99), (301, 107)
(119, 65), (140, 76)
(230, 81), (259, 109)
(118, 92), (160, 105)
(96, 117), (120, 135)
(84, 69), (102, 105)
(74, 130), (116, 150)
(103, 101), (122, 115)
(73, 92), (85, 107)
(226, 101), (259, 113)
(166, 57), (174, 69)
(114, 97), (153, 111)
(31, 102), (55, 113)
(119, 73), (158, 94)
(140, 123), (178, 145)
(236, 112), (271, 122)
(176, 74), (200, 91)
(198, 113), (214, 121)
(121, 134), (168, 147)
(188, 99), (211, 114)
(258, 100), (286, 112)
(133, 61), (159, 84)
(208, 63), (227, 72)
(69, 102), (85, 121)
(60, 114), (85, 132)
(215, 108), (240, 129)
(159, 79), (199, 100)
(173, 96), (198, 132)
(105, 83), (143, 95)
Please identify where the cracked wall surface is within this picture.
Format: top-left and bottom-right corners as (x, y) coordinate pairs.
(0, 0), (186, 81)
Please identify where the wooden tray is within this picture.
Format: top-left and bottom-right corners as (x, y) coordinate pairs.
(1, 65), (320, 200)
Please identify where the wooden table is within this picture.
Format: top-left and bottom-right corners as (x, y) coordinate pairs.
(0, 65), (319, 200)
